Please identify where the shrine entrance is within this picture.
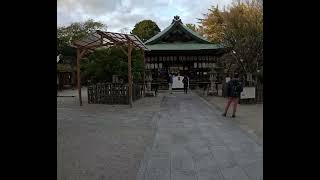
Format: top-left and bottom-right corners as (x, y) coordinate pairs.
(144, 16), (226, 90)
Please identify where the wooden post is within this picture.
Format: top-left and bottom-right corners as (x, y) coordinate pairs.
(76, 49), (82, 106)
(128, 41), (133, 107)
(142, 50), (146, 97)
(76, 49), (87, 106)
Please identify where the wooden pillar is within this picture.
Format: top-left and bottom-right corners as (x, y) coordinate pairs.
(142, 50), (146, 96)
(76, 49), (82, 106)
(76, 48), (87, 106)
(128, 41), (133, 107)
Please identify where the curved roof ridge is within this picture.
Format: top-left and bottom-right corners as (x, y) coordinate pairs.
(144, 16), (212, 45)
(144, 23), (174, 44)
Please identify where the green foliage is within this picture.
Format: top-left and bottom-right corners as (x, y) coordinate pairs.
(131, 20), (161, 42)
(198, 5), (226, 43)
(57, 19), (106, 55)
(57, 19), (145, 84)
(57, 19), (107, 83)
(82, 47), (144, 83)
(199, 0), (263, 75)
(185, 23), (198, 32)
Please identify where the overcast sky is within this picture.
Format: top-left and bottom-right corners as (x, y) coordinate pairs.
(57, 0), (233, 33)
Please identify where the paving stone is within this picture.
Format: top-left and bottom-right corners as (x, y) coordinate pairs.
(210, 147), (237, 169)
(197, 169), (225, 180)
(171, 169), (197, 180)
(172, 154), (194, 170)
(59, 91), (263, 180)
(221, 166), (250, 180)
(242, 160), (263, 180)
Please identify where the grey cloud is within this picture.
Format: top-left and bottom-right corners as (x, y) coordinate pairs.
(58, 0), (232, 32)
(58, 0), (120, 16)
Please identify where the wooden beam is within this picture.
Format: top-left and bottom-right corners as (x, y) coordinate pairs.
(128, 40), (133, 107)
(76, 49), (82, 106)
(84, 42), (114, 49)
(76, 48), (87, 106)
(97, 31), (121, 44)
(128, 36), (141, 50)
(79, 48), (87, 57)
(142, 50), (146, 96)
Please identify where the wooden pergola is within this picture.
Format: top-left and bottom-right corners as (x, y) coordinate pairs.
(73, 30), (149, 107)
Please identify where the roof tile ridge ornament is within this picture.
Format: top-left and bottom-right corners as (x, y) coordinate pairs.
(171, 15), (182, 24)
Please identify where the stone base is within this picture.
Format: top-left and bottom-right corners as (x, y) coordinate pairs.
(207, 90), (218, 96)
(145, 91), (155, 97)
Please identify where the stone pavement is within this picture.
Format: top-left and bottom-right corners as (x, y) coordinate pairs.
(58, 89), (262, 180)
(196, 91), (263, 145)
(57, 89), (164, 180)
(137, 92), (263, 180)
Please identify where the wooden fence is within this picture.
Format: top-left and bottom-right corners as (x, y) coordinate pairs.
(87, 83), (143, 104)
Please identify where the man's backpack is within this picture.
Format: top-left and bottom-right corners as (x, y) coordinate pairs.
(228, 80), (243, 97)
(233, 81), (243, 94)
(182, 77), (188, 84)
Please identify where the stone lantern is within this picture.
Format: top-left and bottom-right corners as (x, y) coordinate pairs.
(208, 65), (217, 96)
(145, 70), (154, 96)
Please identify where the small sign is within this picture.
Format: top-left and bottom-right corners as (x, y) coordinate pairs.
(240, 87), (256, 99)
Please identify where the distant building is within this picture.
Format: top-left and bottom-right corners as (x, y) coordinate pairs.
(144, 16), (226, 89)
(57, 54), (75, 90)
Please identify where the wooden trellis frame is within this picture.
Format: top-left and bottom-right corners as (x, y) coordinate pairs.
(73, 30), (149, 107)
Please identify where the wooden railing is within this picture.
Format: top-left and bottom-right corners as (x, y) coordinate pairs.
(87, 83), (143, 104)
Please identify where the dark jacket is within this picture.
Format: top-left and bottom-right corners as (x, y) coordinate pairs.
(168, 75), (173, 84)
(182, 77), (189, 86)
(227, 79), (243, 97)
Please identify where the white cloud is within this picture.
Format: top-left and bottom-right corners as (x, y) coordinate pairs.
(57, 0), (233, 32)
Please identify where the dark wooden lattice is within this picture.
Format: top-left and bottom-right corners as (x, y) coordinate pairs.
(88, 83), (142, 104)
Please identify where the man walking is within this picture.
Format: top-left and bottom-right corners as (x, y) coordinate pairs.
(168, 73), (173, 94)
(222, 73), (243, 118)
(182, 75), (189, 94)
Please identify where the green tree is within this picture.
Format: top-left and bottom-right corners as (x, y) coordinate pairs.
(185, 23), (197, 32)
(131, 20), (161, 42)
(57, 19), (107, 55)
(199, 0), (263, 77)
(82, 47), (144, 83)
(198, 5), (226, 43)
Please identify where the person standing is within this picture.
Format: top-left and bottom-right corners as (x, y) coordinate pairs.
(222, 73), (243, 118)
(168, 73), (173, 94)
(182, 75), (189, 94)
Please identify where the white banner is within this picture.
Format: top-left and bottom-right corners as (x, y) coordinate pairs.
(172, 76), (185, 89)
(240, 87), (256, 99)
